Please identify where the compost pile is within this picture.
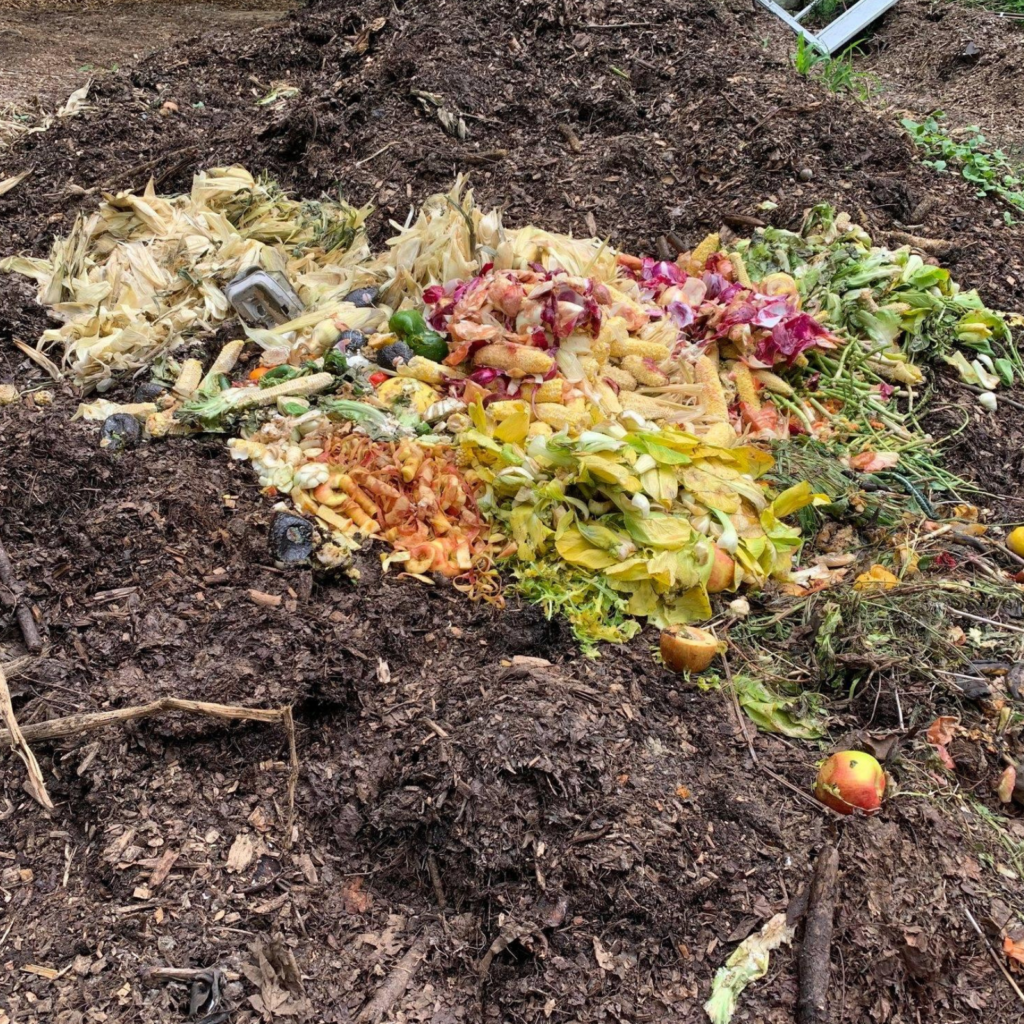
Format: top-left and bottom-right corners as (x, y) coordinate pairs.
(4, 2), (1024, 1024)
(7, 168), (1015, 653)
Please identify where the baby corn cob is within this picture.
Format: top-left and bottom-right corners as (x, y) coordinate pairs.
(397, 355), (463, 385)
(519, 379), (566, 403)
(689, 233), (720, 273)
(751, 368), (795, 397)
(731, 362), (760, 412)
(199, 340), (245, 390)
(473, 342), (554, 378)
(694, 355), (728, 420)
(621, 354), (670, 387)
(730, 251), (752, 289)
(602, 366), (638, 391)
(609, 336), (670, 361)
(172, 358), (204, 399)
(536, 399), (590, 432)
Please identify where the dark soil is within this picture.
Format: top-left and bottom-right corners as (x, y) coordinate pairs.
(3, 1), (1024, 1022)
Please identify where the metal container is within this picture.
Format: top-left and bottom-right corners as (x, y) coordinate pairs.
(225, 267), (304, 327)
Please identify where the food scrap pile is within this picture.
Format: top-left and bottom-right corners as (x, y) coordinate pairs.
(4, 171), (1014, 650)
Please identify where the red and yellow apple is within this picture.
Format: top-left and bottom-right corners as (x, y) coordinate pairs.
(813, 751), (886, 815)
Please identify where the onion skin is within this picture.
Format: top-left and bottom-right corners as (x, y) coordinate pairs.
(813, 751), (885, 815)
(660, 626), (721, 674)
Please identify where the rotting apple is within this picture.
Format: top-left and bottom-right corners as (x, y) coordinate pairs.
(813, 750), (886, 815)
(706, 545), (736, 594)
(660, 626), (723, 674)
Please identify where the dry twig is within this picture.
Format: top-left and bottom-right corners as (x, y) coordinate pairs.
(0, 696), (298, 827)
(0, 664), (53, 810)
(0, 537), (41, 651)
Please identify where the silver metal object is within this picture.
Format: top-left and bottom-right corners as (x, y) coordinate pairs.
(755, 0), (900, 55)
(225, 267), (304, 327)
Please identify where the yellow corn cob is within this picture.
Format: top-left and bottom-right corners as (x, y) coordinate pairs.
(199, 340), (245, 391)
(694, 355), (728, 421)
(609, 336), (670, 361)
(689, 233), (720, 273)
(619, 391), (687, 421)
(527, 422), (554, 438)
(751, 369), (795, 397)
(592, 380), (622, 415)
(703, 422), (737, 448)
(622, 354), (670, 387)
(579, 356), (601, 380)
(536, 399), (590, 432)
(519, 379), (565, 403)
(473, 342), (554, 378)
(731, 362), (760, 411)
(146, 410), (195, 438)
(488, 400), (529, 422)
(231, 372), (336, 410)
(730, 251), (752, 289)
(172, 358), (204, 399)
(602, 366), (638, 391)
(397, 356), (463, 386)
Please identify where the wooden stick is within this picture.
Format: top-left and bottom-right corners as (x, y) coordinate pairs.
(0, 697), (287, 744)
(721, 651), (759, 766)
(0, 664), (53, 810)
(0, 538), (41, 652)
(964, 907), (1024, 1006)
(0, 696), (299, 828)
(798, 845), (840, 1024)
(141, 966), (241, 983)
(357, 936), (429, 1022)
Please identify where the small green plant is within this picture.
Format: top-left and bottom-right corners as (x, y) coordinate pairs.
(902, 113), (1024, 216)
(792, 36), (877, 102)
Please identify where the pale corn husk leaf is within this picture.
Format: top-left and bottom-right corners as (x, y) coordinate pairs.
(2, 167), (373, 388)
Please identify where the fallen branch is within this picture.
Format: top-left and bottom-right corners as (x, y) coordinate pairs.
(797, 845), (840, 1024)
(0, 537), (42, 652)
(0, 664), (53, 810)
(0, 696), (297, 828)
(357, 936), (429, 1023)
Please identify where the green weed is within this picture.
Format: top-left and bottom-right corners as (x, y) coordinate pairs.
(792, 36), (877, 102)
(902, 113), (1024, 218)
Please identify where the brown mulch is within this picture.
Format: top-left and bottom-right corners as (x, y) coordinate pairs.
(2, 1), (1024, 1022)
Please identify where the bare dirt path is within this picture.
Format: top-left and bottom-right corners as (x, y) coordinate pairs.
(0, 1), (287, 106)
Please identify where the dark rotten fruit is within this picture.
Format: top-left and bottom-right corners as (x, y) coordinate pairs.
(376, 341), (415, 371)
(342, 287), (378, 308)
(269, 512), (314, 565)
(100, 413), (142, 451)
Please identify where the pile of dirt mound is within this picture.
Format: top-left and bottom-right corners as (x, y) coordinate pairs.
(2, 0), (1022, 313)
(3, 1), (1024, 1022)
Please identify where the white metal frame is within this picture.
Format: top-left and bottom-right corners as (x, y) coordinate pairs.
(755, 0), (901, 54)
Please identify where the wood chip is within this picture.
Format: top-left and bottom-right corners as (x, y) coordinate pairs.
(23, 965), (59, 980)
(148, 849), (179, 889)
(248, 589), (283, 608)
